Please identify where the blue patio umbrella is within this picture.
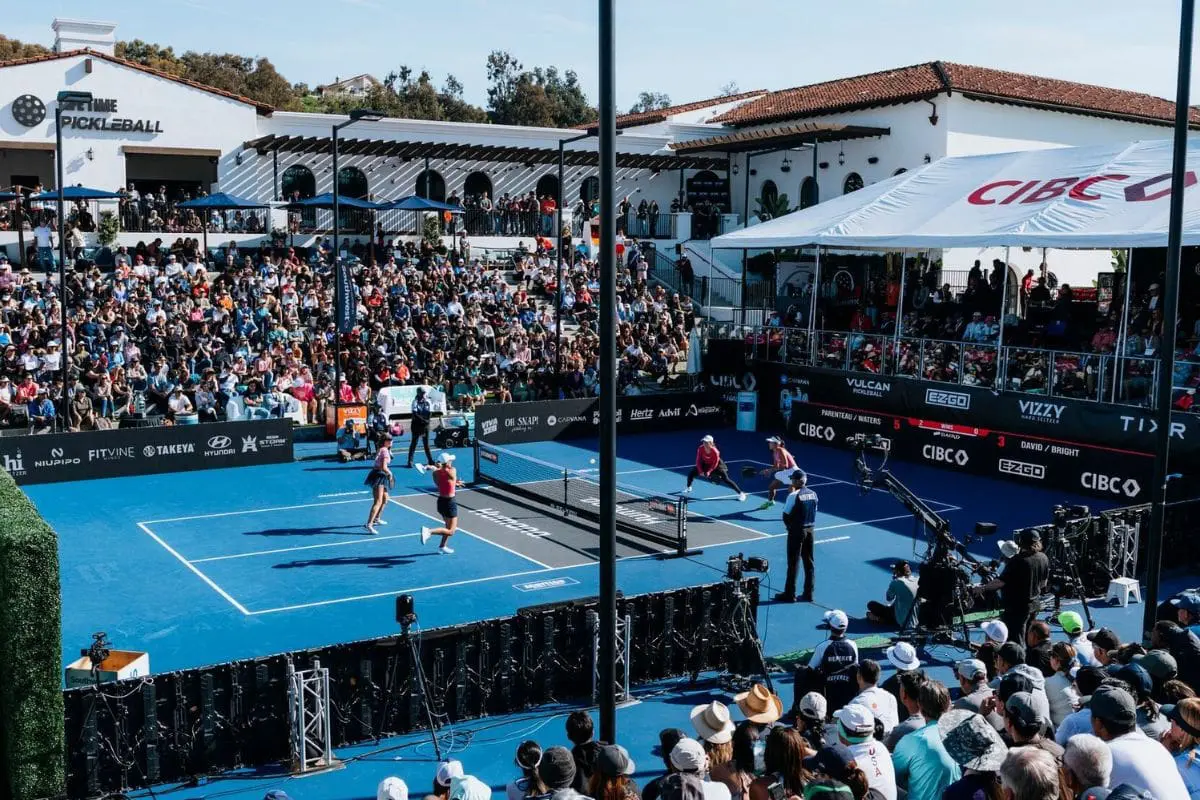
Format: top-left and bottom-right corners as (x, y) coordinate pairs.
(178, 193), (271, 258)
(380, 195), (463, 212)
(29, 186), (124, 201)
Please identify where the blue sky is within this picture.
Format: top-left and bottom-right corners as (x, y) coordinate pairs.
(7, 0), (1199, 110)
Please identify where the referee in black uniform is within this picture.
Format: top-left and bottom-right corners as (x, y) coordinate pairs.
(776, 469), (818, 603)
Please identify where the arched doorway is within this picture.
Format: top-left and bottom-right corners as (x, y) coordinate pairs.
(799, 177), (817, 209)
(414, 169), (446, 201)
(758, 179), (779, 220)
(579, 175), (600, 206)
(843, 173), (864, 194)
(463, 171), (493, 200)
(535, 174), (559, 200)
(337, 165), (368, 199)
(281, 164), (315, 200)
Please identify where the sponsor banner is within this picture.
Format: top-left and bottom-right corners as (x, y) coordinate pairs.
(474, 393), (730, 445)
(786, 400), (1154, 502)
(335, 263), (355, 333)
(779, 365), (1199, 467)
(0, 419), (293, 485)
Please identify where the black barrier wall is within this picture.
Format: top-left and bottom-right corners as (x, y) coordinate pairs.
(474, 393), (729, 445)
(763, 367), (1200, 504)
(63, 579), (758, 796)
(0, 419), (294, 485)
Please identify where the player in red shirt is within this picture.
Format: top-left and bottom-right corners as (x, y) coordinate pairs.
(418, 453), (464, 554)
(685, 434), (746, 501)
(758, 435), (798, 509)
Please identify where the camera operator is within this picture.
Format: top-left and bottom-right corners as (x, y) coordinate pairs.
(972, 529), (1049, 643)
(775, 469), (818, 603)
(866, 561), (919, 629)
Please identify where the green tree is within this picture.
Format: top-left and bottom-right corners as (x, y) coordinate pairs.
(0, 35), (51, 61)
(486, 50), (596, 128)
(114, 39), (183, 75)
(628, 91), (671, 114)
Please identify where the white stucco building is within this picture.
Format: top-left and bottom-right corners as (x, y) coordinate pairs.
(0, 19), (1193, 288)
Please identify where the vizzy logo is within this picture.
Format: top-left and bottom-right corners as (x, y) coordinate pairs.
(925, 388), (971, 410)
(797, 423), (836, 442)
(1018, 400), (1065, 422)
(998, 459), (1046, 480)
(1081, 472), (1141, 498)
(922, 445), (969, 466)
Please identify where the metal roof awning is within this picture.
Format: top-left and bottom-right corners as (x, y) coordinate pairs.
(243, 134), (729, 171)
(669, 122), (891, 155)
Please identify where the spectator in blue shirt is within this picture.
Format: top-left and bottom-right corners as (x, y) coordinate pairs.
(27, 388), (56, 433)
(892, 681), (961, 800)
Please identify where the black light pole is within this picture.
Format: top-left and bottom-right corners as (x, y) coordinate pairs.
(598, 0), (617, 744)
(1142, 0), (1193, 633)
(331, 109), (383, 395)
(55, 89), (92, 415)
(557, 131), (594, 388)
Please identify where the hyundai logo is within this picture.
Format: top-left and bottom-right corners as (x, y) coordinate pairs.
(208, 435), (232, 449)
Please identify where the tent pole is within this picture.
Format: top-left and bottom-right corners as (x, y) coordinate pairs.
(997, 246), (1011, 379)
(808, 246), (822, 356)
(1113, 249), (1134, 403)
(893, 250), (907, 363)
(811, 140), (819, 206)
(1143, 0), (1193, 634)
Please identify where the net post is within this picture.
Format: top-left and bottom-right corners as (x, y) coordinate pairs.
(473, 438), (480, 478)
(562, 469), (570, 516)
(676, 497), (688, 557)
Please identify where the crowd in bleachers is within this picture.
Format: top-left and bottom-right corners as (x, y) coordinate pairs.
(355, 586), (1200, 800)
(0, 233), (694, 433)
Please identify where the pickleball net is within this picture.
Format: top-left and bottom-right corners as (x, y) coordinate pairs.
(473, 440), (691, 555)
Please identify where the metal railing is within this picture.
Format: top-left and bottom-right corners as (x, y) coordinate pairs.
(724, 324), (1196, 413)
(618, 210), (676, 239)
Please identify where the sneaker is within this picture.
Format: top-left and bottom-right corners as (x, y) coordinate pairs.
(758, 500), (775, 510)
(798, 592), (813, 603)
(738, 492), (747, 502)
(684, 485), (693, 494)
(414, 463), (427, 475)
(420, 526), (431, 545)
(365, 524), (378, 535)
(439, 545), (455, 555)
(376, 518), (388, 526)
(773, 592), (796, 603)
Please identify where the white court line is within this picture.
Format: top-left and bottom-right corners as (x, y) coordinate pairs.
(388, 498), (552, 570)
(140, 494), (422, 525)
(318, 490), (371, 498)
(189, 533), (420, 564)
(136, 522), (251, 615)
(739, 459), (959, 508)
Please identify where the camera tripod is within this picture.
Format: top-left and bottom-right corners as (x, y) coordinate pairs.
(713, 578), (774, 695)
(376, 618), (444, 761)
(1043, 536), (1095, 631)
(904, 557), (976, 654)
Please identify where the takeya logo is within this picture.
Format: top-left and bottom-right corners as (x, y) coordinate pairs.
(967, 172), (1199, 206)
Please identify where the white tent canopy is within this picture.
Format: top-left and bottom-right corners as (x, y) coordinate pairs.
(712, 138), (1200, 250)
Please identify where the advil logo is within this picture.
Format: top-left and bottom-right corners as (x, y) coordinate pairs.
(968, 172), (1198, 206)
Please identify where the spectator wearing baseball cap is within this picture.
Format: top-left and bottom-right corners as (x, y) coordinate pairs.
(1162, 697), (1200, 797)
(794, 692), (829, 752)
(952, 659), (1004, 732)
(1087, 629), (1122, 668)
(1151, 620), (1200, 691)
(670, 736), (731, 800)
(1168, 591), (1200, 632)
(992, 643), (1053, 731)
(641, 729), (687, 800)
(589, 745), (636, 800)
(977, 621), (1009, 682)
(832, 705), (897, 800)
(804, 743), (890, 800)
(539, 746), (588, 800)
(449, 776), (491, 800)
(802, 612), (858, 717)
(1003, 692), (1063, 763)
(1091, 685), (1187, 799)
(937, 709), (1008, 800)
(431, 761), (465, 800)
(891, 681), (961, 800)
(378, 778), (408, 800)
(1058, 612), (1099, 669)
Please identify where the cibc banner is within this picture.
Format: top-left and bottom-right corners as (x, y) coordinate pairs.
(475, 393), (730, 445)
(0, 418), (294, 485)
(786, 398), (1156, 503)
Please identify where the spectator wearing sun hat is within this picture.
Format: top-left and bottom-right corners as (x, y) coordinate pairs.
(881, 642), (922, 720)
(735, 684), (783, 727)
(379, 777), (409, 800)
(692, 701), (736, 745)
(937, 709), (1008, 800)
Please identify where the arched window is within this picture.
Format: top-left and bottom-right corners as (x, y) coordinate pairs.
(463, 171), (493, 200)
(280, 164), (315, 201)
(336, 165), (368, 199)
(415, 169), (446, 201)
(893, 168), (908, 176)
(580, 175), (600, 205)
(843, 172), (864, 194)
(535, 174), (559, 200)
(799, 177), (818, 209)
(760, 180), (779, 207)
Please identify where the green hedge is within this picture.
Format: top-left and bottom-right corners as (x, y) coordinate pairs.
(0, 471), (65, 800)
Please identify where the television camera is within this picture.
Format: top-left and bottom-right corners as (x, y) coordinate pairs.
(848, 433), (998, 648)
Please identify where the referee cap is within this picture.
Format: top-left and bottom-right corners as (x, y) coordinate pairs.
(436, 453), (456, 464)
(700, 434), (714, 443)
(790, 469), (807, 484)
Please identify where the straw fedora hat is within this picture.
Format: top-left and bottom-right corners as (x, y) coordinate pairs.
(734, 684), (783, 724)
(690, 701), (735, 744)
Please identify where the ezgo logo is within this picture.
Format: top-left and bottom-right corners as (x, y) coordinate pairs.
(925, 388), (971, 410)
(1081, 472), (1141, 498)
(480, 418), (498, 437)
(998, 459), (1046, 480)
(923, 445), (969, 466)
(797, 423), (836, 442)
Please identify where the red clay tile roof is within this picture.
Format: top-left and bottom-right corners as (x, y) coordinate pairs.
(574, 90), (766, 130)
(0, 49), (274, 113)
(711, 61), (1200, 128)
